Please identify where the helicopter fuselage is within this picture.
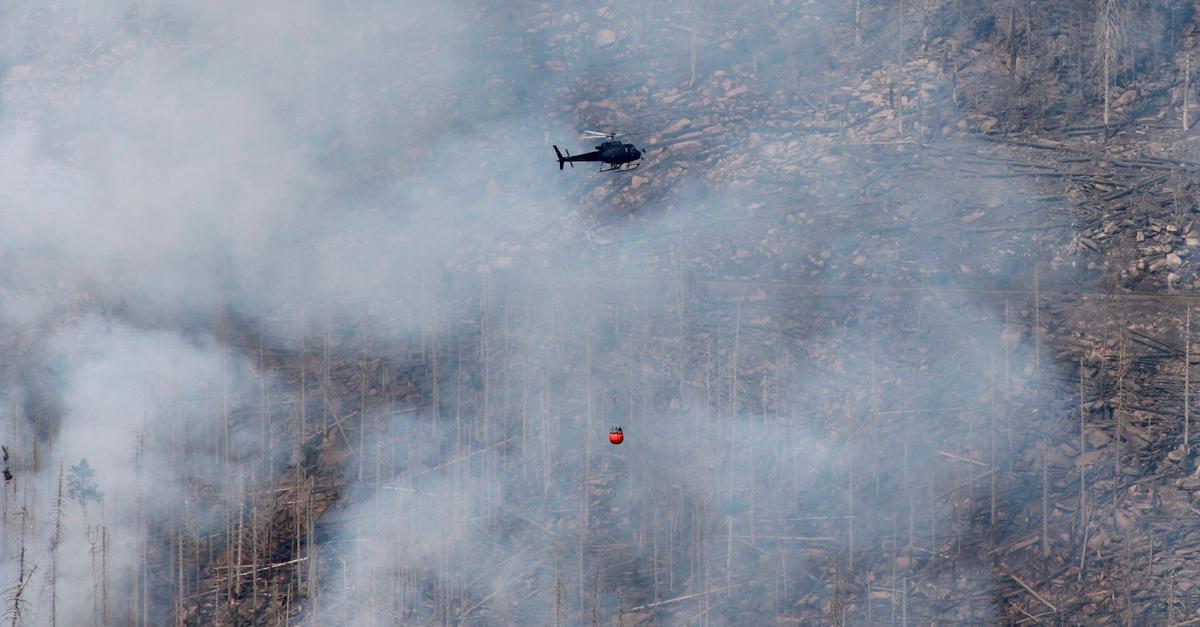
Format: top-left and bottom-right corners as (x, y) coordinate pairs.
(554, 139), (642, 171)
(595, 141), (641, 164)
(567, 141), (640, 165)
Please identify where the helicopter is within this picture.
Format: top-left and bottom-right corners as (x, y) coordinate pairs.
(554, 131), (642, 173)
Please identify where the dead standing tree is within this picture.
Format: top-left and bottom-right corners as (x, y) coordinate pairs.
(1092, 0), (1126, 137)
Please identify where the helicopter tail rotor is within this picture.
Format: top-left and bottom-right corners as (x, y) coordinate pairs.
(554, 145), (573, 169)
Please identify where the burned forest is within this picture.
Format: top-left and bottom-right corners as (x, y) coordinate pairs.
(3, 0), (1200, 624)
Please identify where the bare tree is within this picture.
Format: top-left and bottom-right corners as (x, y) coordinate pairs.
(47, 465), (64, 627)
(1092, 0), (1126, 134)
(1185, 53), (1192, 131)
(4, 557), (35, 627)
(5, 505), (34, 627)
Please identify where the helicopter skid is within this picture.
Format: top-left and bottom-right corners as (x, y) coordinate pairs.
(600, 161), (641, 173)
